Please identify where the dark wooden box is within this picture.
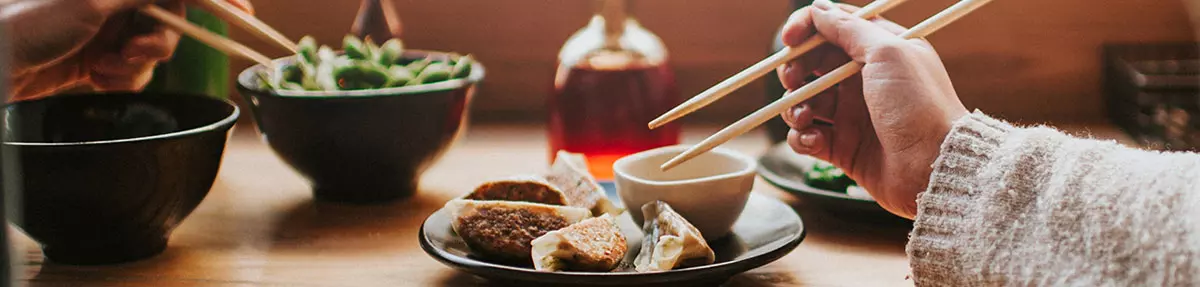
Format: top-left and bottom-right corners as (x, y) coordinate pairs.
(1103, 43), (1200, 151)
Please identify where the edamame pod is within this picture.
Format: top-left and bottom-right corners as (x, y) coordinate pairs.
(318, 46), (338, 63)
(315, 61), (339, 91)
(376, 39), (404, 66)
(343, 35), (369, 60)
(452, 54), (474, 79)
(386, 65), (414, 87)
(281, 82), (305, 91)
(334, 63), (390, 90)
(411, 62), (452, 85)
(297, 36), (319, 65)
(406, 57), (433, 75)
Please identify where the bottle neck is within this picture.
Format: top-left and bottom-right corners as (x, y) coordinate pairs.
(598, 0), (628, 49)
(352, 0), (403, 44)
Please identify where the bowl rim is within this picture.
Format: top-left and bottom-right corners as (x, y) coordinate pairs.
(3, 93), (241, 147)
(613, 145), (758, 187)
(236, 49), (486, 99)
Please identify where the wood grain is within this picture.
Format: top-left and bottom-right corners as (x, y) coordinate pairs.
(11, 123), (1134, 286)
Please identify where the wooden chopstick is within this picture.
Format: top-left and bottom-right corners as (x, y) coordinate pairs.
(647, 0), (907, 130)
(194, 0), (298, 53)
(139, 5), (276, 69)
(660, 0), (997, 171)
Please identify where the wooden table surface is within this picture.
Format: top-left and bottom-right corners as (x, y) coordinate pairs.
(13, 122), (1132, 287)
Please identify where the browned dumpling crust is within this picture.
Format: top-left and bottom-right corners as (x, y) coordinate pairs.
(466, 151), (622, 216)
(465, 175), (568, 206)
(531, 214), (627, 272)
(447, 199), (591, 264)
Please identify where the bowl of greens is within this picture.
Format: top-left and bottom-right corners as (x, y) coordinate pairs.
(236, 35), (484, 203)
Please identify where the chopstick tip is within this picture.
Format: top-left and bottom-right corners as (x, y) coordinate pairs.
(659, 155), (685, 171)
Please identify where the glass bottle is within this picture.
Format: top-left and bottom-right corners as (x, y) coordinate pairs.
(351, 0), (403, 44)
(765, 0), (819, 143)
(549, 0), (680, 180)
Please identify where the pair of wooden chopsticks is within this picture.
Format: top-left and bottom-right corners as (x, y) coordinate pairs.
(653, 0), (997, 170)
(138, 0), (296, 69)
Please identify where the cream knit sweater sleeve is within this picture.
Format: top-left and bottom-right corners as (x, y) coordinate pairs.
(906, 111), (1200, 286)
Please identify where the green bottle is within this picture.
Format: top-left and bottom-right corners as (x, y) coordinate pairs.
(144, 8), (229, 99)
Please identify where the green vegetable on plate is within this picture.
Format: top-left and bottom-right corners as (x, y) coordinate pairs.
(803, 160), (858, 192)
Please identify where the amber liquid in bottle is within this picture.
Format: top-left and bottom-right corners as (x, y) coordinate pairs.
(548, 0), (681, 179)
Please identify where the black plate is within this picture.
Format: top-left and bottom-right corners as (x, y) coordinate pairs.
(758, 142), (907, 221)
(419, 182), (805, 286)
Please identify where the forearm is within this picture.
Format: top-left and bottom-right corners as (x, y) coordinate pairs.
(908, 111), (1200, 286)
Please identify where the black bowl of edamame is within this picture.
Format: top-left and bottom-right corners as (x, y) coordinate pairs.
(235, 35), (484, 203)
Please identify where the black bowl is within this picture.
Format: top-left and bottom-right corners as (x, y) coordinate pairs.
(235, 51), (484, 203)
(3, 92), (239, 265)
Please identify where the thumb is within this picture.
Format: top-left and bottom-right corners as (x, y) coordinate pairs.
(809, 0), (903, 63)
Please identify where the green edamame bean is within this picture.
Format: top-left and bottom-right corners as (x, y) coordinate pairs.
(297, 36), (319, 65)
(364, 39), (380, 59)
(343, 35), (369, 60)
(451, 54), (474, 79)
(406, 57), (433, 75)
(411, 62), (452, 85)
(334, 63), (390, 90)
(386, 66), (414, 87)
(315, 61), (339, 91)
(318, 46), (337, 63)
(280, 64), (305, 85)
(376, 39), (404, 66)
(281, 82), (305, 91)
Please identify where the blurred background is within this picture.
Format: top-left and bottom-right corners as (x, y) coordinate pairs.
(225, 0), (1195, 125)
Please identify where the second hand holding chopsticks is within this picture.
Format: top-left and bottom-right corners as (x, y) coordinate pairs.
(646, 0), (908, 130)
(139, 5), (277, 69)
(659, 0), (997, 170)
(139, 1), (299, 70)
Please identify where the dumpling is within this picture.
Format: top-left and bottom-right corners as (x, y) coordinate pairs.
(447, 199), (591, 263)
(464, 175), (568, 206)
(464, 151), (622, 216)
(543, 150), (623, 216)
(634, 201), (716, 272)
(531, 214), (627, 272)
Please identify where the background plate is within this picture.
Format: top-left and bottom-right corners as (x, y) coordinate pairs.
(757, 142), (909, 221)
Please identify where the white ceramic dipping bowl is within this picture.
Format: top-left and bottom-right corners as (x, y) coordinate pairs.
(614, 145), (757, 241)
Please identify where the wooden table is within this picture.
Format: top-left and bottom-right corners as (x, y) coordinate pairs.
(14, 123), (1131, 287)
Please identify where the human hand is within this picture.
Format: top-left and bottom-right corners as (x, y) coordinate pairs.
(2, 0), (253, 101)
(776, 0), (968, 219)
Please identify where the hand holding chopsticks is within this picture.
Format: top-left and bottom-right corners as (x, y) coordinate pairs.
(139, 5), (276, 69)
(138, 0), (297, 69)
(657, 0), (997, 170)
(646, 0), (908, 130)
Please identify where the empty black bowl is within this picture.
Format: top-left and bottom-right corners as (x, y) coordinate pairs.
(235, 50), (484, 204)
(3, 92), (239, 265)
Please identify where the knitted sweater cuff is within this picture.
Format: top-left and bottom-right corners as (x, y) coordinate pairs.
(906, 110), (1014, 284)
